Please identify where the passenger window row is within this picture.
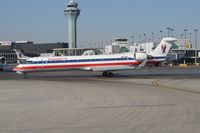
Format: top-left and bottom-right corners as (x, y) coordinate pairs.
(24, 58), (134, 64)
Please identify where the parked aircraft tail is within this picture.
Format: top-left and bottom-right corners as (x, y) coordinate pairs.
(13, 49), (28, 59)
(13, 49), (30, 64)
(150, 38), (177, 56)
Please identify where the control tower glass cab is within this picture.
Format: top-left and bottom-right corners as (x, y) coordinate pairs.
(64, 0), (80, 48)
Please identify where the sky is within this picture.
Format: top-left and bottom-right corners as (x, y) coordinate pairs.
(0, 0), (200, 48)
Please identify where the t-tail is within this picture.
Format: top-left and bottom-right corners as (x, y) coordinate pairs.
(148, 38), (177, 62)
(13, 49), (29, 64)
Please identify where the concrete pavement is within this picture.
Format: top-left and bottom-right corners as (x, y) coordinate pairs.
(0, 68), (200, 133)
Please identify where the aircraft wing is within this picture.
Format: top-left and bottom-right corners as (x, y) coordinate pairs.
(82, 66), (135, 72)
(135, 59), (148, 69)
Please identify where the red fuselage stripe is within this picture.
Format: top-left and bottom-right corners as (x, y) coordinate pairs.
(13, 61), (141, 71)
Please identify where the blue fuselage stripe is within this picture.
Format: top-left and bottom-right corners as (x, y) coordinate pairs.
(152, 56), (166, 59)
(27, 57), (135, 65)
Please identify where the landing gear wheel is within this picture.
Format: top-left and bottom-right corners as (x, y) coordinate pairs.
(108, 72), (113, 77)
(103, 71), (108, 77)
(102, 71), (113, 77)
(23, 73), (28, 79)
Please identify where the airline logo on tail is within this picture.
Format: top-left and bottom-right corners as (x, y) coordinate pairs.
(161, 44), (166, 53)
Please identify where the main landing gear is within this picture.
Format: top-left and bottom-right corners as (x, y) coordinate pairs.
(23, 72), (29, 79)
(102, 71), (114, 77)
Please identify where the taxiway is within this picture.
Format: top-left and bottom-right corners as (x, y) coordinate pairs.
(0, 67), (200, 133)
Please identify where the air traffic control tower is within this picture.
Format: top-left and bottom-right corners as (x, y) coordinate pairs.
(64, 0), (80, 48)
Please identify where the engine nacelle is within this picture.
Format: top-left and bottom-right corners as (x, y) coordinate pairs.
(134, 53), (147, 61)
(0, 57), (5, 64)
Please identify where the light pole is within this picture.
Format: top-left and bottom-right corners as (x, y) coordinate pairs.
(194, 29), (198, 64)
(181, 34), (184, 39)
(184, 29), (188, 39)
(144, 34), (146, 42)
(139, 35), (142, 44)
(101, 41), (104, 48)
(189, 33), (192, 44)
(171, 29), (174, 37)
(167, 27), (171, 37)
(158, 37), (160, 42)
(160, 30), (163, 40)
(183, 29), (188, 65)
(110, 40), (112, 45)
(194, 29), (198, 49)
(152, 33), (154, 42)
(143, 34), (146, 43)
(131, 35), (134, 45)
(144, 34), (146, 51)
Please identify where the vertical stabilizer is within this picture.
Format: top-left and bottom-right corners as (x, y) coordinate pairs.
(150, 38), (177, 56)
(13, 49), (28, 59)
(13, 49), (29, 64)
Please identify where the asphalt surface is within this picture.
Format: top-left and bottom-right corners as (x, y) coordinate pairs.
(0, 67), (200, 133)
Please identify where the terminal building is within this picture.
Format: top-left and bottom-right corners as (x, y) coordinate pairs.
(104, 38), (200, 65)
(171, 48), (200, 64)
(0, 41), (68, 64)
(0, 38), (199, 66)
